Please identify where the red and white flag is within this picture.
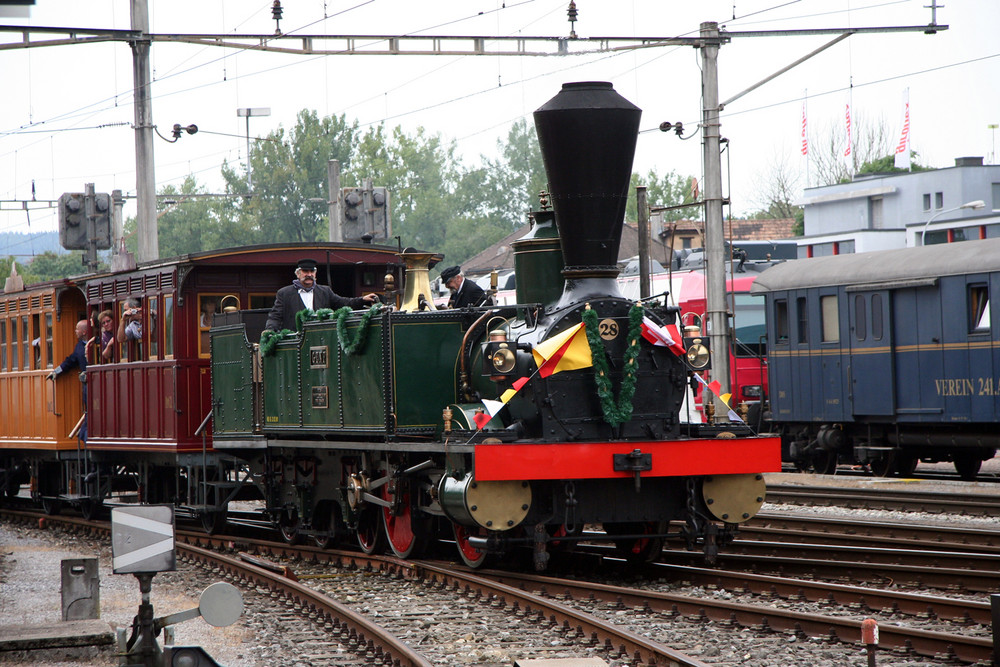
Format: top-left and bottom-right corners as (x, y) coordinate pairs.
(844, 103), (852, 158)
(641, 317), (686, 357)
(800, 101), (808, 156)
(894, 88), (910, 170)
(473, 398), (506, 430)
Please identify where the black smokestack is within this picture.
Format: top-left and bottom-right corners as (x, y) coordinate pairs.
(533, 82), (641, 280)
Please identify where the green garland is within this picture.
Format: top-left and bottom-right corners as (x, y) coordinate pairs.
(260, 304), (381, 357)
(334, 303), (382, 355)
(259, 328), (294, 357)
(581, 302), (645, 428)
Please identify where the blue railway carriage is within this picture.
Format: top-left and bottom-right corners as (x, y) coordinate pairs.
(751, 238), (1000, 479)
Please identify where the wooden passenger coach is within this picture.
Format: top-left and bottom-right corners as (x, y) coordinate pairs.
(85, 242), (404, 452)
(1, 242), (403, 516)
(0, 279), (88, 452)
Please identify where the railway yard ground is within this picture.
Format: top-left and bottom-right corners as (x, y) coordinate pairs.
(2, 457), (999, 667)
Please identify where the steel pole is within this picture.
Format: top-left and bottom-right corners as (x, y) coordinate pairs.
(130, 0), (158, 262)
(700, 21), (731, 420)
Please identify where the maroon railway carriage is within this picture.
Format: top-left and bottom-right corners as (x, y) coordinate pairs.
(63, 242), (402, 521)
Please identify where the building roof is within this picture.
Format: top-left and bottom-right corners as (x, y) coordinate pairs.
(459, 218), (798, 276)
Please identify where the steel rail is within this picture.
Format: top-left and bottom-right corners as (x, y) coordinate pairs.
(477, 568), (994, 664)
(412, 560), (711, 667)
(766, 485), (1000, 516)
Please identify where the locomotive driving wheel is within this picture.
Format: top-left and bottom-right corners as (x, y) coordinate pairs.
(605, 521), (666, 565)
(381, 471), (429, 559)
(452, 524), (490, 568)
(277, 508), (301, 545)
(356, 506), (385, 554)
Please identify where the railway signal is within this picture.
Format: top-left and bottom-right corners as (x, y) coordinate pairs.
(340, 182), (392, 243)
(58, 186), (112, 253)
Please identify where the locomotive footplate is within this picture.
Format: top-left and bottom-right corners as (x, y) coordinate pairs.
(613, 448), (652, 492)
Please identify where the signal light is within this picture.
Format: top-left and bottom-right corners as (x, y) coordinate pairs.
(343, 188), (362, 222)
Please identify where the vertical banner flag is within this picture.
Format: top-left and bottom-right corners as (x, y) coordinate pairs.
(894, 88), (910, 170)
(844, 103), (852, 158)
(800, 101), (808, 156)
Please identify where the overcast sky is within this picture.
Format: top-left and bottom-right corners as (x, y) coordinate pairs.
(2, 0), (998, 257)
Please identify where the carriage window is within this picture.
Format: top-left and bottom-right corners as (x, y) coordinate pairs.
(10, 317), (17, 370)
(1, 319), (7, 370)
(21, 315), (29, 370)
(163, 295), (174, 359)
(796, 297), (808, 344)
(854, 295), (866, 341)
(250, 293), (273, 309)
(30, 314), (40, 369)
(775, 300), (788, 343)
(969, 284), (990, 333)
(871, 294), (884, 340)
(148, 297), (159, 359)
(199, 295), (224, 358)
(44, 313), (53, 368)
(820, 296), (839, 343)
(119, 298), (144, 362)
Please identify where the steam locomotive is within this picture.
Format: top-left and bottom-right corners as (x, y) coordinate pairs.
(0, 82), (779, 569)
(208, 82), (781, 568)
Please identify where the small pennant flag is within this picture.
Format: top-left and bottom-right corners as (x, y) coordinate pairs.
(498, 374), (533, 405)
(531, 323), (592, 378)
(692, 373), (744, 423)
(473, 398), (506, 429)
(640, 317), (687, 357)
(706, 378), (723, 397)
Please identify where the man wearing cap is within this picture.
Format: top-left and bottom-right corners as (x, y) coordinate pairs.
(265, 258), (378, 331)
(440, 265), (490, 309)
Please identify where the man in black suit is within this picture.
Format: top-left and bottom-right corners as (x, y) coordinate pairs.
(265, 258), (378, 331)
(440, 265), (490, 308)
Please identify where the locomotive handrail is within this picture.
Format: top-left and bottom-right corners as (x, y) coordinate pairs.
(458, 308), (499, 402)
(194, 409), (213, 437)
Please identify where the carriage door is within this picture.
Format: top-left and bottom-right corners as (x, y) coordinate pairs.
(848, 289), (894, 416)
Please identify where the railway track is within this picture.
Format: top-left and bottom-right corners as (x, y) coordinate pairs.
(3, 502), (996, 665)
(766, 483), (1000, 515)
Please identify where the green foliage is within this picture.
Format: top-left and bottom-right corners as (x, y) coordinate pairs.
(0, 256), (20, 284)
(854, 151), (931, 178)
(28, 251), (97, 281)
(222, 109), (360, 244)
(154, 176), (223, 257)
(626, 170), (699, 227)
(113, 110), (689, 270)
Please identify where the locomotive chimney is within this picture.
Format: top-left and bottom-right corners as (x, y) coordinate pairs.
(533, 81), (641, 306)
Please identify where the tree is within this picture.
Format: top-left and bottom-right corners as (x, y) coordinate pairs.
(855, 150), (931, 176)
(810, 112), (894, 186)
(627, 169), (699, 233)
(27, 251), (95, 281)
(350, 124), (457, 250)
(221, 109), (360, 244)
(747, 153), (804, 234)
(154, 176), (223, 257)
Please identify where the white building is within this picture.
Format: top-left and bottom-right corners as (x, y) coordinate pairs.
(795, 157), (1000, 257)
